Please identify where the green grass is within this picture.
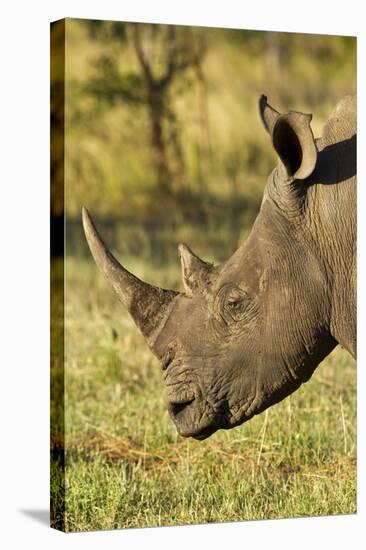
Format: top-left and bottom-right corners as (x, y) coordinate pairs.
(53, 255), (356, 532)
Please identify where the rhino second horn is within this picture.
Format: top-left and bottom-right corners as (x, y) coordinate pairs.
(178, 243), (213, 295)
(82, 207), (179, 349)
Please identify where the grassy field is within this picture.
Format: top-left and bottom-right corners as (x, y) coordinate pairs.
(51, 253), (356, 532)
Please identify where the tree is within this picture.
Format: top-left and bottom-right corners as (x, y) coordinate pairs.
(86, 21), (207, 197)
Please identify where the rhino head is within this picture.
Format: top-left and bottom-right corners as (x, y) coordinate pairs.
(83, 95), (355, 440)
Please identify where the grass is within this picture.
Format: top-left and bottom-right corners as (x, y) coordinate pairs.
(52, 254), (356, 532)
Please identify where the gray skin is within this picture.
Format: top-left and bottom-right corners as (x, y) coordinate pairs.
(82, 95), (356, 441)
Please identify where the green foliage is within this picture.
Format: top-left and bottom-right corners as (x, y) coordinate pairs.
(85, 20), (128, 43)
(86, 56), (146, 105)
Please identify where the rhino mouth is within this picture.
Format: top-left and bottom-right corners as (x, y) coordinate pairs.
(191, 425), (219, 441)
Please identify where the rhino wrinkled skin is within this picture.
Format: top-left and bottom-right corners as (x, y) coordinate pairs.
(83, 95), (356, 440)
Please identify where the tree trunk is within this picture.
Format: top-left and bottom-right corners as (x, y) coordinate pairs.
(147, 89), (172, 195)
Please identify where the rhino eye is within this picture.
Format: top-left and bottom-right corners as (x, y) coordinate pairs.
(226, 293), (248, 320)
(227, 297), (243, 310)
(218, 285), (250, 323)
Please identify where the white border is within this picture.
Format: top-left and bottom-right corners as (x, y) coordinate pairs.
(1, 1), (364, 549)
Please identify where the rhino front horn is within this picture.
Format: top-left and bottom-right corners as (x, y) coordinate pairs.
(82, 207), (179, 349)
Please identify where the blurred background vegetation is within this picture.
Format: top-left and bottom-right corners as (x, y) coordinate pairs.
(51, 18), (356, 264)
(51, 19), (356, 530)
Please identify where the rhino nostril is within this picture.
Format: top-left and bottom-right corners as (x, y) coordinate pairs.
(169, 397), (195, 418)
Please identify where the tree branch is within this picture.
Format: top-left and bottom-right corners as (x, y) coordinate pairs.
(158, 26), (191, 90)
(131, 24), (153, 86)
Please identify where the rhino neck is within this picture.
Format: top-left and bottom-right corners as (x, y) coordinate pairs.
(305, 168), (356, 356)
(304, 98), (356, 356)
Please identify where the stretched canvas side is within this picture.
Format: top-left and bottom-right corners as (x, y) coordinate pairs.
(50, 19), (66, 532)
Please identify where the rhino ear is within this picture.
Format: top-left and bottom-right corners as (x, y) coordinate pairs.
(272, 111), (317, 180)
(178, 243), (213, 295)
(259, 95), (317, 181)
